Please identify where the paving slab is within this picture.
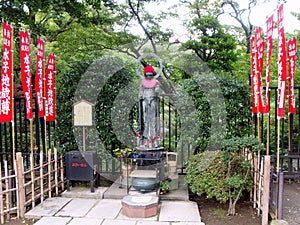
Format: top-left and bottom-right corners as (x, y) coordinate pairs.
(33, 216), (71, 225)
(101, 218), (137, 225)
(159, 201), (201, 222)
(136, 221), (170, 225)
(61, 186), (107, 199)
(25, 197), (71, 219)
(103, 179), (128, 199)
(68, 217), (104, 225)
(86, 199), (122, 219)
(56, 198), (98, 217)
(171, 222), (205, 225)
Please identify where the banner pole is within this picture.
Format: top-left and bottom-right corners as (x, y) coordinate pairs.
(30, 119), (33, 154)
(267, 113), (270, 155)
(277, 117), (281, 174)
(11, 24), (15, 162)
(257, 113), (261, 141)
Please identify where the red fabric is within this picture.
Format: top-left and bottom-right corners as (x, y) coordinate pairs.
(251, 36), (258, 114)
(20, 31), (32, 120)
(35, 38), (45, 118)
(141, 78), (159, 88)
(0, 22), (13, 123)
(277, 4), (287, 118)
(45, 54), (56, 122)
(262, 15), (274, 114)
(143, 66), (155, 75)
(288, 38), (297, 114)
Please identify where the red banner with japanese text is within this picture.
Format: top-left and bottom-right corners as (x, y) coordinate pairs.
(288, 38), (297, 114)
(20, 31), (32, 120)
(0, 22), (13, 122)
(256, 27), (265, 114)
(277, 4), (287, 118)
(35, 38), (45, 118)
(45, 54), (56, 122)
(263, 15), (274, 114)
(251, 35), (259, 114)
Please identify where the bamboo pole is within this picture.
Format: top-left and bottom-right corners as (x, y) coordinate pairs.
(54, 148), (58, 195)
(0, 163), (3, 224)
(30, 119), (33, 154)
(4, 161), (9, 220)
(277, 118), (281, 174)
(11, 23), (15, 163)
(40, 151), (44, 202)
(257, 113), (261, 141)
(30, 154), (35, 208)
(267, 113), (270, 155)
(48, 149), (52, 198)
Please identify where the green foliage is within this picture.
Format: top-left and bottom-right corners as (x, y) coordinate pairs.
(185, 137), (264, 214)
(182, 16), (237, 73)
(179, 74), (251, 152)
(54, 61), (91, 152)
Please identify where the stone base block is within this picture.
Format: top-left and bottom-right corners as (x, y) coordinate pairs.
(169, 173), (179, 190)
(121, 195), (159, 218)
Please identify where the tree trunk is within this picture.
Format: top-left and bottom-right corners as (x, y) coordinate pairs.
(227, 199), (236, 216)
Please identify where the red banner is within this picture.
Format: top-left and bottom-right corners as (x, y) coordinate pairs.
(288, 38), (297, 114)
(20, 31), (32, 119)
(0, 22), (13, 122)
(262, 15), (274, 114)
(277, 4), (287, 118)
(45, 54), (56, 122)
(251, 36), (259, 114)
(35, 38), (45, 118)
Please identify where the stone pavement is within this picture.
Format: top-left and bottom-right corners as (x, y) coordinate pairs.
(25, 178), (205, 225)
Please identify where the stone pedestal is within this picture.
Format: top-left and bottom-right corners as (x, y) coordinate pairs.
(169, 173), (179, 190)
(121, 195), (159, 218)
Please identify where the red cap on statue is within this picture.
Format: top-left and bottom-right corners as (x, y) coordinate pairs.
(143, 66), (155, 75)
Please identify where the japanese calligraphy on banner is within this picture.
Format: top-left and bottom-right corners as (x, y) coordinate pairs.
(263, 15), (274, 114)
(35, 38), (45, 118)
(251, 35), (259, 114)
(20, 31), (32, 119)
(277, 4), (287, 118)
(256, 27), (266, 114)
(45, 54), (56, 122)
(0, 22), (13, 122)
(288, 38), (297, 114)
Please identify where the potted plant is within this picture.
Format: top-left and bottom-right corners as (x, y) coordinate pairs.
(113, 147), (134, 176)
(160, 179), (170, 194)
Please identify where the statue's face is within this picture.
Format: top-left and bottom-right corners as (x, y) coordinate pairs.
(145, 72), (154, 79)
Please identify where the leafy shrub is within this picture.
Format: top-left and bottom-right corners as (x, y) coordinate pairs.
(185, 137), (264, 215)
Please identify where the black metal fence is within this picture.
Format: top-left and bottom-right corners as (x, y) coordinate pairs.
(0, 97), (55, 169)
(254, 86), (300, 178)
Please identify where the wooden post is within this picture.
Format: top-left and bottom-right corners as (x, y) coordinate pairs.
(262, 156), (271, 225)
(15, 153), (25, 217)
(60, 155), (64, 190)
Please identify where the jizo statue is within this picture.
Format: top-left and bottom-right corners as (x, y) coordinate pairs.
(138, 65), (162, 149)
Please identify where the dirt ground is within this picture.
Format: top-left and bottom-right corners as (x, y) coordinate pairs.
(190, 194), (261, 225)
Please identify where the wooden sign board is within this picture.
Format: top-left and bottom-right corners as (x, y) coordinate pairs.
(73, 100), (93, 126)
